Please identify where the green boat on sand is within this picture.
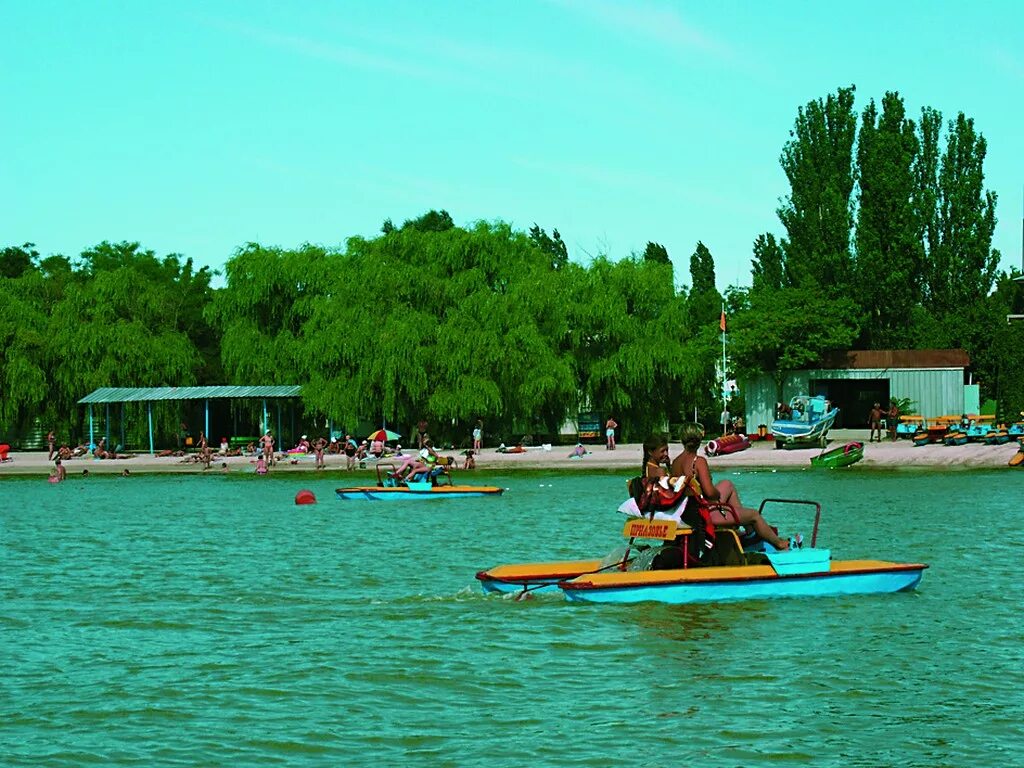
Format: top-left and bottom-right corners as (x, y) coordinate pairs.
(810, 441), (864, 469)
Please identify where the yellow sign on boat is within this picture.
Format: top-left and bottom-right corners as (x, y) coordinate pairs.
(622, 518), (679, 540)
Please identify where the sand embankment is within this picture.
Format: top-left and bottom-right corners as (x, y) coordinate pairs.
(2, 430), (1019, 477)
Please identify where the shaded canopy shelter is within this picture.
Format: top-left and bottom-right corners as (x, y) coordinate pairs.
(77, 386), (303, 454)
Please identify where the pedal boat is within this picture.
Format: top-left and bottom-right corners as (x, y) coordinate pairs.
(896, 415), (926, 439)
(337, 461), (503, 500)
(477, 499), (927, 604)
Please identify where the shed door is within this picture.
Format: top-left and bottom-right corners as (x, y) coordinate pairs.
(809, 378), (889, 429)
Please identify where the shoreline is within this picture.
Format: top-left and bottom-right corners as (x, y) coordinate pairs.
(3, 430), (1020, 477)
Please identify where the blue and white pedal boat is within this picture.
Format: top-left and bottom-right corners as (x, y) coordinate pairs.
(477, 499), (927, 604)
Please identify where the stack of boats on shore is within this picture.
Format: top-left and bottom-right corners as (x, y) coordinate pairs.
(899, 414), (1024, 448)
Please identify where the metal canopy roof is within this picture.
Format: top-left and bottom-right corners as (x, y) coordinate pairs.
(78, 386), (303, 404)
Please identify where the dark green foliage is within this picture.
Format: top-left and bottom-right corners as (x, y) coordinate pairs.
(300, 221), (575, 441)
(728, 287), (861, 399)
(0, 243), (38, 279)
(529, 224), (569, 270)
(643, 242), (671, 266)
(751, 233), (786, 291)
(401, 209), (455, 233)
(687, 241), (721, 328)
(566, 256), (699, 439)
(924, 113), (1000, 314)
(854, 92), (923, 347)
(778, 86), (858, 297)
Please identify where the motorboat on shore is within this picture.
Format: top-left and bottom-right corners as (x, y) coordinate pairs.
(477, 499), (926, 604)
(810, 441), (864, 468)
(336, 461), (503, 500)
(771, 395), (839, 449)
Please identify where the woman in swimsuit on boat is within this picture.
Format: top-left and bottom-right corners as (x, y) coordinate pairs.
(670, 422), (789, 550)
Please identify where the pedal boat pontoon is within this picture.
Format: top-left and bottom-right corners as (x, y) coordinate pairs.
(336, 461), (503, 501)
(477, 499), (926, 604)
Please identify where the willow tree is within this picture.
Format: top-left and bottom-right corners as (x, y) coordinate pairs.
(0, 268), (50, 434)
(566, 255), (698, 439)
(207, 242), (333, 384)
(45, 242), (210, 442)
(301, 221), (576, 441)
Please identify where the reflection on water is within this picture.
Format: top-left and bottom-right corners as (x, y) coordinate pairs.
(2, 470), (1022, 766)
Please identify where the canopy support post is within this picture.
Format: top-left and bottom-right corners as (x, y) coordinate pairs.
(204, 399), (209, 444)
(263, 399), (268, 435)
(105, 404), (111, 447)
(89, 405), (94, 449)
(120, 402), (125, 451)
(147, 401), (154, 455)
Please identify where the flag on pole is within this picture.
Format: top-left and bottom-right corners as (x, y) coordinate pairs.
(720, 310), (727, 332)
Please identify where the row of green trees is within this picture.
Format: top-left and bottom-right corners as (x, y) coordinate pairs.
(2, 85), (1021, 446)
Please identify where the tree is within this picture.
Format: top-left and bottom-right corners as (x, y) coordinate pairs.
(401, 209), (455, 233)
(728, 287), (861, 401)
(566, 255), (699, 438)
(301, 221), (576, 440)
(529, 223), (569, 270)
(778, 86), (858, 297)
(206, 242), (331, 384)
(854, 92), (923, 347)
(643, 241), (671, 266)
(750, 233), (786, 291)
(921, 112), (1000, 315)
(0, 268), (49, 433)
(686, 241), (721, 328)
(0, 243), (39, 279)
(43, 242), (212, 442)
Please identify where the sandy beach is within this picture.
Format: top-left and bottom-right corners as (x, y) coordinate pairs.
(2, 430), (1020, 477)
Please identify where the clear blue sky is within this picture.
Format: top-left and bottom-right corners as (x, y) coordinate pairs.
(3, 1), (1022, 288)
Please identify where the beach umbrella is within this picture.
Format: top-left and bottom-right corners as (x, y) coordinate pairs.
(367, 428), (401, 442)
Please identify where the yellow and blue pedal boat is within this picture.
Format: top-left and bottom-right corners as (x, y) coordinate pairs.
(337, 461), (503, 501)
(477, 499), (926, 604)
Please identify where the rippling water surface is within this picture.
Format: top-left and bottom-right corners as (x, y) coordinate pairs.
(2, 468), (1022, 766)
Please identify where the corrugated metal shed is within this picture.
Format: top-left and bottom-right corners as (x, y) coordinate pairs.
(741, 349), (969, 429)
(78, 386), (302, 404)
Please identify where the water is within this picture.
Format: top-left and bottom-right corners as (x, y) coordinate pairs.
(2, 469), (1022, 766)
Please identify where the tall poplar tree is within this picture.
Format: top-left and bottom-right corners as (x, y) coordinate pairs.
(777, 86), (858, 297)
(686, 241), (721, 327)
(854, 92), (923, 347)
(750, 233), (786, 291)
(921, 113), (1000, 315)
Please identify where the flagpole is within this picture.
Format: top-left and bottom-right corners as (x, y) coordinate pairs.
(721, 303), (728, 436)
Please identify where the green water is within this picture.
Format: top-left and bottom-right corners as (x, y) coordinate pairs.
(2, 469), (1022, 766)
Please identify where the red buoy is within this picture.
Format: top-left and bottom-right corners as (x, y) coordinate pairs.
(294, 489), (317, 505)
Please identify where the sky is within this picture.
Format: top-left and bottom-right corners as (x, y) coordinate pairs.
(2, 0), (1023, 289)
